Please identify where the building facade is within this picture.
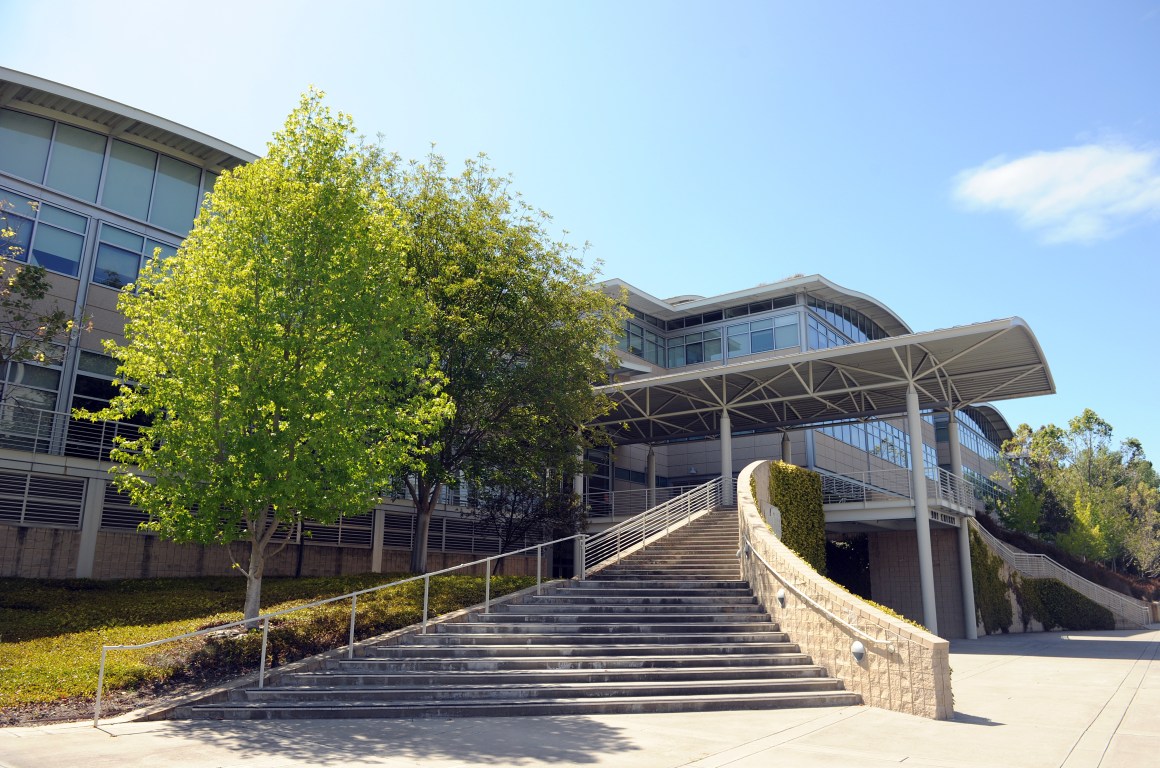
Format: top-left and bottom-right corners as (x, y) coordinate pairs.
(0, 69), (1056, 638)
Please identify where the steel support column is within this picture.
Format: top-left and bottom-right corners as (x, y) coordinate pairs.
(646, 445), (656, 508)
(720, 409), (733, 506)
(948, 411), (978, 639)
(907, 384), (939, 636)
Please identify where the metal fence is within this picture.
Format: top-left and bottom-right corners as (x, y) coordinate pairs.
(584, 484), (703, 518)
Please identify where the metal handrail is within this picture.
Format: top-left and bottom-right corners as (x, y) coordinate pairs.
(583, 477), (721, 574)
(928, 467), (974, 509)
(817, 467), (912, 504)
(968, 518), (1151, 627)
(93, 531), (583, 727)
(741, 533), (898, 653)
(584, 484), (702, 518)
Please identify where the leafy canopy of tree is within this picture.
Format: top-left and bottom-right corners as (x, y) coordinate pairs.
(92, 92), (450, 620)
(996, 409), (1160, 576)
(381, 153), (626, 574)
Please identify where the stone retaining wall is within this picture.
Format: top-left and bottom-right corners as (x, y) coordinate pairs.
(738, 459), (953, 720)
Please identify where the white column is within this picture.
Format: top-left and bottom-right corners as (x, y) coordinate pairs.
(371, 507), (385, 573)
(573, 462), (586, 578)
(948, 411), (978, 639)
(906, 384), (939, 636)
(75, 478), (105, 578)
(781, 431), (792, 465)
(646, 445), (656, 508)
(720, 409), (733, 506)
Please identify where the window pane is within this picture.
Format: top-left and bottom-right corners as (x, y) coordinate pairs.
(0, 110), (52, 182)
(150, 155), (200, 233)
(78, 350), (119, 377)
(774, 323), (799, 349)
(774, 313), (797, 327)
(667, 345), (685, 367)
(31, 225), (84, 276)
(5, 384), (56, 411)
(703, 329), (721, 341)
(727, 332), (750, 357)
(94, 243), (139, 288)
(7, 362), (61, 390)
(102, 140), (156, 219)
(752, 328), (774, 353)
(40, 204), (87, 233)
(46, 124), (106, 202)
(145, 239), (177, 260)
(100, 224), (144, 252)
(704, 337), (722, 361)
(685, 342), (703, 364)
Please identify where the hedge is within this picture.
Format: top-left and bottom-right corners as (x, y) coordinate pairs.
(1019, 577), (1116, 631)
(768, 461), (826, 574)
(969, 527), (1013, 634)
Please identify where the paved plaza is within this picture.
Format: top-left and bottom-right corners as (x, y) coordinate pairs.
(2, 627), (1157, 768)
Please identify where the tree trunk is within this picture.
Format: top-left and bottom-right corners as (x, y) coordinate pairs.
(243, 540), (267, 624)
(410, 488), (439, 573)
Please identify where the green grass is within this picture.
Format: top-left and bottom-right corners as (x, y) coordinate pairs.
(0, 573), (537, 709)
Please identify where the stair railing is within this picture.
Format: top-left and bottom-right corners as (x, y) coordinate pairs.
(968, 518), (1151, 627)
(92, 531), (585, 728)
(582, 476), (722, 575)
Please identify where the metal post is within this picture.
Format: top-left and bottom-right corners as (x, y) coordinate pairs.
(93, 647), (107, 727)
(422, 575), (430, 634)
(536, 544), (542, 587)
(720, 409), (733, 506)
(258, 617), (269, 689)
(647, 445), (656, 509)
(579, 534), (587, 580)
(907, 383), (939, 636)
(484, 558), (492, 613)
(347, 594), (358, 659)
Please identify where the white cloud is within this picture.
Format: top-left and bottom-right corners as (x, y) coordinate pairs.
(952, 143), (1160, 243)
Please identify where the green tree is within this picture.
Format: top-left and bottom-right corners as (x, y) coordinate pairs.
(382, 153), (625, 573)
(90, 93), (449, 620)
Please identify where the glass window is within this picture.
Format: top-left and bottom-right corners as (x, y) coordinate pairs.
(774, 313), (799, 349)
(704, 332), (722, 362)
(3, 362), (60, 411)
(46, 124), (106, 202)
(150, 155), (200, 233)
(100, 225), (143, 252)
(78, 350), (119, 377)
(750, 318), (774, 353)
(30, 224), (84, 276)
(685, 341), (703, 364)
(102, 140), (156, 219)
(145, 239), (177, 261)
(727, 324), (750, 357)
(725, 305), (749, 319)
(0, 110), (52, 182)
(0, 202), (34, 262)
(667, 343), (685, 367)
(94, 243), (140, 288)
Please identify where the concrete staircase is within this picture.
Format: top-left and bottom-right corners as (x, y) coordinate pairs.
(179, 509), (860, 719)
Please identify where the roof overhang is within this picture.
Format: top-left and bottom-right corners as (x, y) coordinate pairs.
(593, 317), (1054, 444)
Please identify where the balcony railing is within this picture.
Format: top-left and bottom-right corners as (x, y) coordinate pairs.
(584, 484), (704, 518)
(0, 401), (140, 463)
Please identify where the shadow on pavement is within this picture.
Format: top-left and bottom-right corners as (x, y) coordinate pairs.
(151, 715), (641, 765)
(950, 629), (1159, 660)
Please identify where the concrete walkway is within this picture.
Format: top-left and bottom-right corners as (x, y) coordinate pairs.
(2, 627), (1157, 768)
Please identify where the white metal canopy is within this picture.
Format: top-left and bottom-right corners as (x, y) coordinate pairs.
(593, 317), (1054, 444)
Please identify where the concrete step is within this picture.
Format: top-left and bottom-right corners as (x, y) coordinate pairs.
(501, 602), (760, 614)
(468, 612), (772, 625)
(327, 652), (814, 672)
(234, 678), (845, 704)
(181, 690), (860, 720)
(520, 595), (758, 606)
(400, 631), (787, 645)
(280, 665), (826, 687)
(360, 641), (802, 659)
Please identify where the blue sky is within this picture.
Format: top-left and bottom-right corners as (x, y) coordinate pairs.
(4, 0), (1159, 453)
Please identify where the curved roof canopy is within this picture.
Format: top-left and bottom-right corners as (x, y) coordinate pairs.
(593, 317), (1053, 444)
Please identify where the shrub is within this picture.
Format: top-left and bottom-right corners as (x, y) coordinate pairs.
(768, 461), (825, 573)
(1019, 577), (1115, 631)
(970, 528), (1013, 634)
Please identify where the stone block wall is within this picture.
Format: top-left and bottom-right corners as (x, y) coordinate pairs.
(739, 460), (953, 720)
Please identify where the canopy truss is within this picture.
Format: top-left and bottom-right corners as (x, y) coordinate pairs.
(593, 317), (1054, 445)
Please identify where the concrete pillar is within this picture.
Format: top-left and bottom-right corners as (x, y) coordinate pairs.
(781, 431), (792, 465)
(720, 409), (733, 506)
(646, 445), (656, 508)
(906, 384), (939, 636)
(75, 477), (105, 578)
(947, 410), (978, 639)
(371, 507), (385, 573)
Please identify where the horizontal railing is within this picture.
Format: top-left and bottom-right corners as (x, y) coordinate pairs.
(968, 518), (1151, 628)
(584, 484), (702, 518)
(927, 467), (974, 510)
(583, 477), (722, 574)
(0, 400), (140, 463)
(93, 532), (582, 727)
(818, 468), (912, 504)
